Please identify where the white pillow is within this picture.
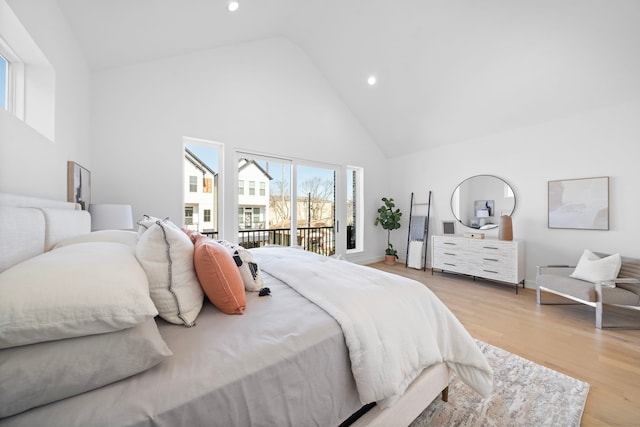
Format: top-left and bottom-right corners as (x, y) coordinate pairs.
(54, 229), (138, 249)
(570, 249), (622, 283)
(136, 217), (203, 326)
(0, 242), (158, 349)
(40, 207), (92, 251)
(216, 240), (265, 292)
(0, 318), (172, 418)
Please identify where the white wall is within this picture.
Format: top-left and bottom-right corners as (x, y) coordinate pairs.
(90, 37), (389, 264)
(0, 0), (91, 200)
(389, 100), (640, 286)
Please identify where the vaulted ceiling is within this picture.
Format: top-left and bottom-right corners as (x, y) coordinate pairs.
(56, 0), (640, 157)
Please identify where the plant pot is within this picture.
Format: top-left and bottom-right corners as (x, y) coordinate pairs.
(384, 255), (396, 265)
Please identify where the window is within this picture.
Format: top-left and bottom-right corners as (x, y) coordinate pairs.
(183, 138), (221, 235)
(203, 178), (212, 193)
(238, 180), (244, 195)
(235, 151), (342, 257)
(185, 207), (194, 225)
(0, 4), (54, 140)
(0, 53), (7, 110)
(260, 182), (266, 196)
(346, 166), (364, 252)
(0, 37), (22, 115)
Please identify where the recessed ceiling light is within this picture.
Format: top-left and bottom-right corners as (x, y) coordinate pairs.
(367, 75), (377, 86)
(227, 1), (239, 12)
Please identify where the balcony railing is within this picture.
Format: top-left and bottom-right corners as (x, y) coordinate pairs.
(204, 226), (335, 257)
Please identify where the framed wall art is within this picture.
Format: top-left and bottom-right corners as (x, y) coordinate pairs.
(67, 161), (91, 210)
(442, 220), (456, 235)
(548, 176), (609, 230)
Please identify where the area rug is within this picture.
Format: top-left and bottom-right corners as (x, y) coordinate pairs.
(410, 341), (590, 427)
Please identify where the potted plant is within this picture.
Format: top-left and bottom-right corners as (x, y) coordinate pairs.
(374, 197), (403, 265)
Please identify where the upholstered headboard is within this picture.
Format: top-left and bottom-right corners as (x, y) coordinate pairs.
(0, 193), (91, 272)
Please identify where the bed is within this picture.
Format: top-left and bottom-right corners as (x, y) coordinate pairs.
(0, 192), (492, 426)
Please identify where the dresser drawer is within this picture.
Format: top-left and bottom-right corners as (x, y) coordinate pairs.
(433, 252), (468, 274)
(433, 237), (467, 253)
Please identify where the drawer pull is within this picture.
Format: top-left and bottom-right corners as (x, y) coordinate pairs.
(483, 258), (499, 262)
(483, 269), (499, 274)
(444, 252), (457, 256)
(444, 242), (456, 246)
(444, 263), (456, 266)
(483, 246), (499, 250)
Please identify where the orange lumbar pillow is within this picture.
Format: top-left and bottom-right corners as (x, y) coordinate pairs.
(193, 235), (246, 315)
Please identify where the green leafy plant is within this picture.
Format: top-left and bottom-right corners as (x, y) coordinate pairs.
(374, 197), (403, 258)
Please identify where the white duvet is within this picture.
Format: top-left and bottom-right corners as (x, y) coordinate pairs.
(252, 247), (493, 405)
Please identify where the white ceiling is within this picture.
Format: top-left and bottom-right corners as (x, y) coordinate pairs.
(56, 0), (640, 158)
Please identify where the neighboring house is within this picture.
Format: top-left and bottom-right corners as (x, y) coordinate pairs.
(238, 159), (272, 230)
(184, 148), (218, 234)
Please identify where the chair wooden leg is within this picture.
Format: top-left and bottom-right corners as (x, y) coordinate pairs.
(441, 386), (449, 402)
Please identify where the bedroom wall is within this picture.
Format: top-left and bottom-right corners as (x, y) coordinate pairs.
(0, 0), (91, 201)
(388, 100), (640, 286)
(90, 37), (389, 264)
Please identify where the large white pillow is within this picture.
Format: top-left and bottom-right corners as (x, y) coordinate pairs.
(0, 242), (158, 349)
(0, 318), (172, 418)
(570, 249), (622, 283)
(136, 217), (203, 326)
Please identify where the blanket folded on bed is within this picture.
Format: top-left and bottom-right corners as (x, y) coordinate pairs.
(252, 247), (493, 405)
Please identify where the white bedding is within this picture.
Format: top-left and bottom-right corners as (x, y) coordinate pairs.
(252, 246), (493, 405)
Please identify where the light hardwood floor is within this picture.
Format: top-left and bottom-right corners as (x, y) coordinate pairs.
(369, 262), (640, 427)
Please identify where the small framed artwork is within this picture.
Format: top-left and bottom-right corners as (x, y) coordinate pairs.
(548, 176), (609, 230)
(67, 161), (91, 210)
(442, 220), (456, 235)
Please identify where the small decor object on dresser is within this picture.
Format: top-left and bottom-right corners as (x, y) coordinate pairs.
(498, 215), (513, 241)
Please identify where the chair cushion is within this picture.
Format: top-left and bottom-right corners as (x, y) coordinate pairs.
(603, 287), (640, 305)
(537, 274), (640, 305)
(538, 274), (596, 302)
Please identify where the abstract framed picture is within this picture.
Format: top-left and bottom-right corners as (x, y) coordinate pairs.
(67, 161), (91, 210)
(548, 176), (609, 230)
(442, 220), (456, 235)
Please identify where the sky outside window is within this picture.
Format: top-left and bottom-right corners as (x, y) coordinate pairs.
(0, 54), (7, 110)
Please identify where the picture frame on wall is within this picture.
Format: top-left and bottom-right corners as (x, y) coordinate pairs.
(67, 161), (91, 210)
(548, 176), (609, 230)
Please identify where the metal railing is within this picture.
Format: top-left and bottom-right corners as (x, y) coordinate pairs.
(202, 226), (336, 257)
(238, 226), (335, 257)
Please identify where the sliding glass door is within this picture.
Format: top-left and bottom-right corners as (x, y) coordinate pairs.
(236, 152), (342, 256)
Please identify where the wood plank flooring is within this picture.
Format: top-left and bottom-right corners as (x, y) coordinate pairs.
(369, 262), (640, 427)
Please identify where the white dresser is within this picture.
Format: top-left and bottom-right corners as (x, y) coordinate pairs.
(431, 235), (525, 293)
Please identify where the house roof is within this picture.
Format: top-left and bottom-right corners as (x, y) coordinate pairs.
(185, 148), (217, 177)
(238, 158), (273, 180)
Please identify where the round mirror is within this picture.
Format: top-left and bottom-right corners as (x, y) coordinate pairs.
(450, 175), (516, 230)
